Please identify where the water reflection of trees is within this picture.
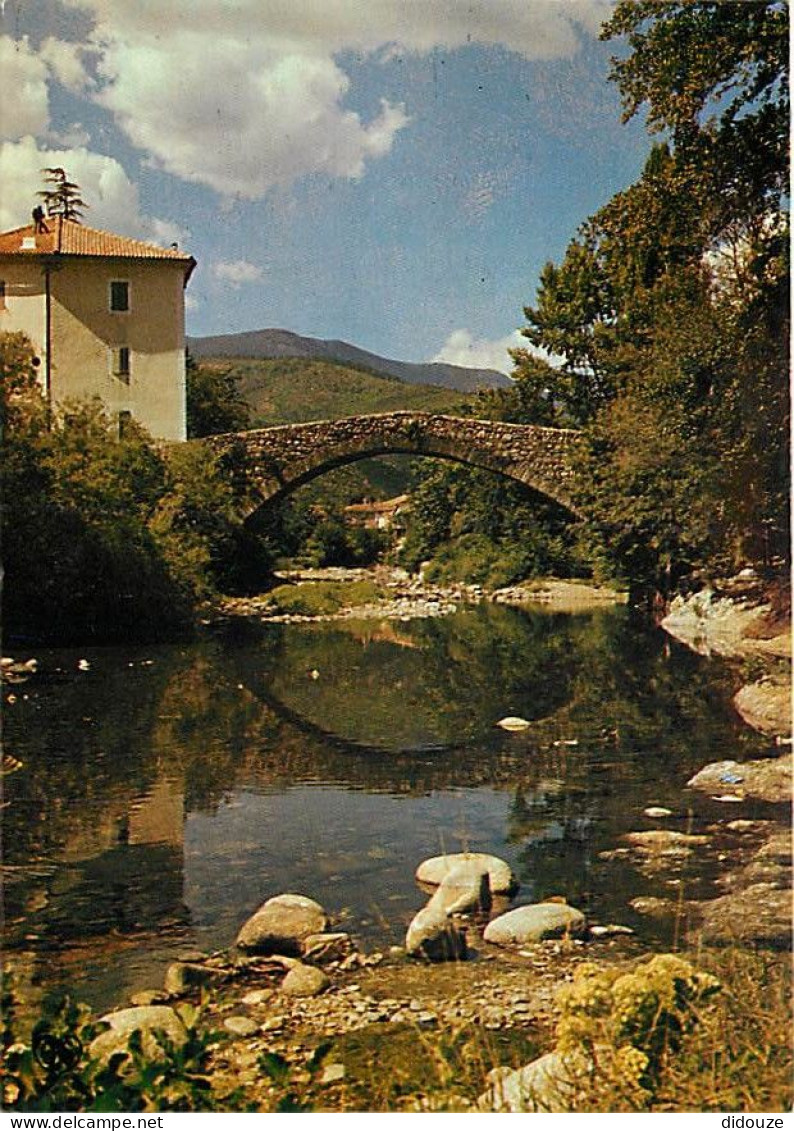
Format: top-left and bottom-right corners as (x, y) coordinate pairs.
(2, 606), (769, 1000)
(249, 605), (578, 749)
(4, 608), (763, 858)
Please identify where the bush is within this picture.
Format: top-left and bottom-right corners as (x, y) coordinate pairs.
(0, 978), (245, 1112)
(547, 950), (793, 1112)
(398, 461), (586, 584)
(1, 332), (272, 642)
(265, 579), (381, 616)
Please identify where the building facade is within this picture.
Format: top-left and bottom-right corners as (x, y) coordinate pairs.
(0, 217), (195, 441)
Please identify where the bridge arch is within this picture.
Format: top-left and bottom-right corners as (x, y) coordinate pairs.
(204, 411), (583, 517)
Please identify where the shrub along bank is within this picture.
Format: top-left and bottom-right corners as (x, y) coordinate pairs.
(1, 332), (270, 644)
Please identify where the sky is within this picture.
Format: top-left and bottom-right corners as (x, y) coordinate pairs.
(0, 0), (655, 373)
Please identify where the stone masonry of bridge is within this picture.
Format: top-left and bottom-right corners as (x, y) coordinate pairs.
(204, 411), (583, 516)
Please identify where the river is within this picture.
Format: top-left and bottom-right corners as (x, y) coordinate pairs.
(2, 600), (772, 1013)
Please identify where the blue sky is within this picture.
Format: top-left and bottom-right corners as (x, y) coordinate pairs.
(0, 1), (653, 372)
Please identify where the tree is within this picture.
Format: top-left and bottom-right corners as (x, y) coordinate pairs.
(516, 1), (789, 595)
(38, 168), (88, 221)
(185, 352), (250, 438)
(1, 332), (271, 641)
(601, 1), (788, 239)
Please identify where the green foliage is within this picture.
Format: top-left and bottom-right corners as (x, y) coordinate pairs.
(265, 579), (381, 616)
(1, 332), (273, 642)
(515, 2), (789, 594)
(602, 1), (788, 232)
(186, 352), (250, 437)
(398, 461), (585, 585)
(1, 978), (244, 1112)
(211, 356), (469, 426)
(302, 510), (388, 569)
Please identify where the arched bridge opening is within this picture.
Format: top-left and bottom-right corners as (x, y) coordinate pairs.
(203, 411), (584, 520)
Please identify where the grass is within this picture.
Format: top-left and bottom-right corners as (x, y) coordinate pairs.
(301, 1022), (542, 1112)
(648, 948), (793, 1112)
(265, 579), (382, 616)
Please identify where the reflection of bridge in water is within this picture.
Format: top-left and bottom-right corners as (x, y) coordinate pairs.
(238, 659), (587, 776)
(203, 412), (583, 516)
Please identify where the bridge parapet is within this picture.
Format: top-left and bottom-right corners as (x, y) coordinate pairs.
(204, 411), (583, 515)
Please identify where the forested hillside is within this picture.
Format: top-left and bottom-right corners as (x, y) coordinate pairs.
(188, 328), (510, 392)
(200, 356), (470, 426)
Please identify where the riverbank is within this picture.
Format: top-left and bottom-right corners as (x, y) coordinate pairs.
(3, 572), (790, 1112)
(217, 567), (627, 624)
(41, 856), (788, 1112)
(190, 571), (792, 1109)
(662, 574), (791, 739)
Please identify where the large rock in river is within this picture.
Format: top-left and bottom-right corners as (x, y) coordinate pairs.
(405, 904), (467, 961)
(237, 893), (328, 955)
(687, 754), (792, 804)
(691, 884), (793, 949)
(416, 852), (517, 895)
(426, 863), (492, 916)
(484, 903), (585, 946)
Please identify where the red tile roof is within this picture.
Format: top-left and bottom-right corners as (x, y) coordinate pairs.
(0, 217), (195, 277)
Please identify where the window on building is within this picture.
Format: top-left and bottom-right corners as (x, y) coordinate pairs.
(0, 280), (6, 310)
(118, 410), (133, 437)
(110, 280), (130, 312)
(111, 346), (131, 382)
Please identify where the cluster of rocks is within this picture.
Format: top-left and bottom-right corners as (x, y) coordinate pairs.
(90, 855), (610, 1082)
(490, 579), (627, 608)
(220, 573), (482, 625)
(404, 852), (587, 962)
(599, 817), (793, 950)
(218, 569), (629, 627)
(82, 825), (790, 1107)
(662, 582), (791, 738)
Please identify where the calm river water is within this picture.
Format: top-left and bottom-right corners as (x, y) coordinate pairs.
(2, 601), (771, 1012)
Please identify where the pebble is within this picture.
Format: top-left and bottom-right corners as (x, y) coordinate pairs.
(415, 1011), (438, 1028)
(644, 806), (673, 818)
(261, 1016), (285, 1032)
(241, 989), (273, 1006)
(224, 1016), (260, 1037)
(321, 1063), (346, 1085)
(588, 924), (634, 938)
(497, 716), (531, 731)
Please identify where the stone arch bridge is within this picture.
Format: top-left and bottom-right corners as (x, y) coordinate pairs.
(203, 411), (584, 517)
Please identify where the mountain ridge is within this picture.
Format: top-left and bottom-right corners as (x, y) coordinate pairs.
(187, 328), (512, 393)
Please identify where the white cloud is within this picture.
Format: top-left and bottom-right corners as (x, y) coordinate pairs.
(54, 0), (608, 199)
(431, 328), (524, 375)
(91, 35), (408, 199)
(66, 1), (611, 60)
(213, 259), (264, 287)
(0, 37), (50, 141)
(39, 37), (94, 92)
(0, 135), (182, 243)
